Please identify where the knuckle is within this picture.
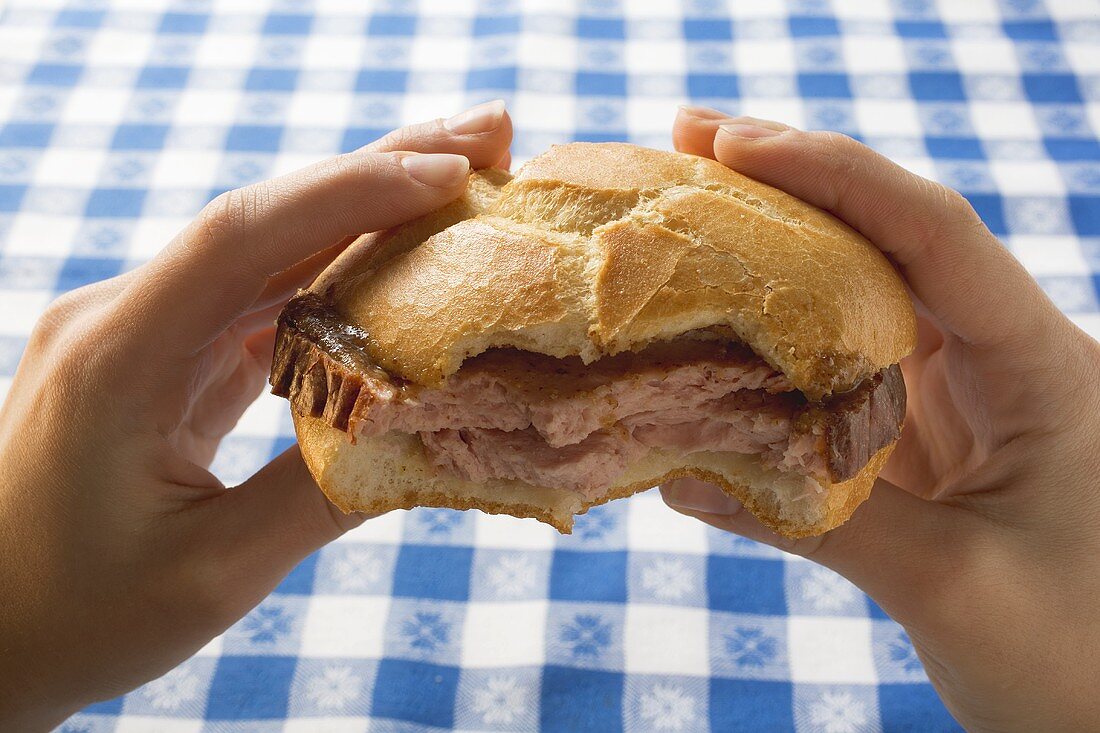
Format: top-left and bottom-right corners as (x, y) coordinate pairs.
(371, 120), (441, 153)
(198, 186), (265, 244)
(917, 180), (988, 247)
(29, 288), (94, 353)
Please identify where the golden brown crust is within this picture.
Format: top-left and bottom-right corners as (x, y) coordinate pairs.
(295, 411), (895, 537)
(313, 143), (916, 398)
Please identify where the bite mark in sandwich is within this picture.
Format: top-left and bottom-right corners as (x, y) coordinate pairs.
(270, 143), (916, 537)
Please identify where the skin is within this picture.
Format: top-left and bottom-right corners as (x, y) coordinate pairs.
(0, 104), (513, 731)
(1, 101), (1097, 731)
(662, 107), (1100, 733)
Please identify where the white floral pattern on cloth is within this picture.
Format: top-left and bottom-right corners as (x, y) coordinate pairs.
(328, 547), (385, 592)
(305, 666), (362, 710)
(800, 567), (860, 613)
(638, 684), (697, 731)
(488, 555), (537, 597)
(808, 691), (871, 733)
(142, 667), (202, 711)
(471, 674), (529, 726)
(640, 558), (695, 601)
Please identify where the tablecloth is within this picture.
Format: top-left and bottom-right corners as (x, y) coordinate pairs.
(2, 0), (1098, 730)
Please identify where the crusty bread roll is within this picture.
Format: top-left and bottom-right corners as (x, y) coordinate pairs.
(274, 143), (916, 537)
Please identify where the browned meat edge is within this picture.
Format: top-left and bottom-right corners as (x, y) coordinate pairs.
(270, 292), (906, 483)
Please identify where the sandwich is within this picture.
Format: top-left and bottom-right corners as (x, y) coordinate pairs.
(270, 142), (915, 538)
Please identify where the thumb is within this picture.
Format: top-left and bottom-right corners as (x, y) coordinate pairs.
(200, 445), (369, 602)
(661, 477), (969, 624)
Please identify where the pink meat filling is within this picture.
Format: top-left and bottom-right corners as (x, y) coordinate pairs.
(349, 341), (829, 497)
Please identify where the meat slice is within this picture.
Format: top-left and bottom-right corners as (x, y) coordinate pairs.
(419, 367), (905, 493)
(271, 293), (906, 497)
(354, 339), (793, 447)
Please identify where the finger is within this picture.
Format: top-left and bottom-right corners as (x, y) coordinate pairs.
(251, 236), (357, 313)
(122, 149), (471, 357)
(365, 99), (513, 169)
(242, 103), (513, 314)
(660, 477), (969, 625)
(672, 104), (738, 157)
(674, 107), (1059, 350)
(202, 446), (370, 602)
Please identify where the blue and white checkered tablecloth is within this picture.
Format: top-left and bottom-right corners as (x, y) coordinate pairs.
(2, 0), (1098, 730)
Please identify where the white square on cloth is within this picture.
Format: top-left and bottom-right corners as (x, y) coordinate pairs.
(461, 600), (549, 667)
(624, 604), (709, 676)
(969, 101), (1042, 140)
(301, 596), (391, 658)
(788, 616), (877, 684)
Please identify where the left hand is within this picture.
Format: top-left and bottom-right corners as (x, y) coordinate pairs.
(0, 102), (513, 731)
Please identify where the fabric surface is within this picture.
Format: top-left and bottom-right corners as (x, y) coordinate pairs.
(2, 0), (1098, 730)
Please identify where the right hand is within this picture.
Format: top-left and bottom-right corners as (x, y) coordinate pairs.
(662, 106), (1100, 732)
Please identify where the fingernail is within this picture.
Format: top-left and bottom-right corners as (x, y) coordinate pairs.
(444, 99), (506, 134)
(662, 478), (743, 515)
(677, 104), (730, 120)
(719, 118), (789, 139)
(401, 153), (470, 187)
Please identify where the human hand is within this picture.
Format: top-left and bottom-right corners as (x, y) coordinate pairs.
(0, 101), (513, 731)
(663, 106), (1100, 732)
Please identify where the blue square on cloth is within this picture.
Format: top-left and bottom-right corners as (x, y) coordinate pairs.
(540, 666), (622, 732)
(207, 656), (296, 719)
(372, 659), (459, 728)
(85, 189), (146, 218)
(867, 596), (892, 620)
(0, 186), (27, 212)
(1070, 195), (1100, 235)
(577, 17), (625, 39)
(27, 64), (82, 87)
(550, 550), (627, 602)
(684, 18), (733, 40)
(798, 73), (852, 98)
(368, 14), (417, 36)
(925, 136), (986, 159)
(467, 67), (518, 90)
(56, 10), (106, 28)
(707, 556), (786, 615)
(341, 127), (390, 152)
(1045, 139), (1100, 160)
(225, 125), (283, 152)
(687, 73), (739, 98)
(573, 131), (625, 143)
(790, 16), (840, 37)
(136, 66), (189, 89)
(57, 258), (125, 291)
(895, 20), (947, 38)
(0, 123), (54, 147)
(355, 69), (408, 92)
(1003, 20), (1058, 41)
(157, 12), (207, 34)
(963, 193), (1008, 235)
(473, 15), (521, 36)
(274, 552), (318, 595)
(878, 683), (962, 731)
(909, 72), (967, 101)
(576, 72), (627, 97)
(1022, 73), (1081, 103)
(111, 124), (169, 150)
(82, 696), (124, 715)
(392, 544), (473, 601)
(709, 678), (793, 730)
(246, 68), (299, 92)
(263, 13), (312, 35)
